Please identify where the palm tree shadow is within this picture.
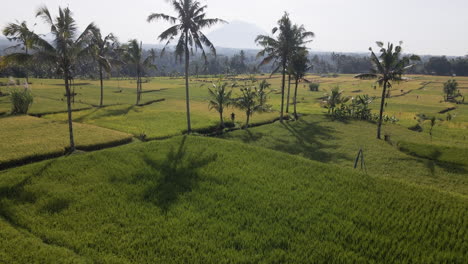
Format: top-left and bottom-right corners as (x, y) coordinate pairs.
(134, 136), (218, 212)
(239, 129), (264, 143)
(275, 120), (352, 163)
(0, 160), (55, 219)
(97, 105), (137, 118)
(396, 150), (467, 176)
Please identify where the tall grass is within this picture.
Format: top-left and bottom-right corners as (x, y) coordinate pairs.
(10, 89), (33, 114)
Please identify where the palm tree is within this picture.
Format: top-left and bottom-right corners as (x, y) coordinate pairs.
(257, 80), (271, 109)
(208, 80), (233, 128)
(291, 49), (310, 119)
(89, 29), (117, 107)
(4, 6), (97, 152)
(355, 42), (420, 139)
(235, 87), (258, 128)
(322, 86), (349, 114)
(256, 13), (313, 122)
(147, 0), (225, 133)
(123, 40), (156, 105)
(2, 21), (36, 84)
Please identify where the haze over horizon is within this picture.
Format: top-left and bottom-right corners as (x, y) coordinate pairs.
(1, 0), (467, 56)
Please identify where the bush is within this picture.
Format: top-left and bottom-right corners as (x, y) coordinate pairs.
(11, 89), (33, 114)
(309, 83), (320, 91)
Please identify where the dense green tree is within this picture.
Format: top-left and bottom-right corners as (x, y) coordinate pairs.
(426, 56), (451, 76)
(443, 79), (459, 101)
(356, 42), (420, 139)
(147, 0), (225, 133)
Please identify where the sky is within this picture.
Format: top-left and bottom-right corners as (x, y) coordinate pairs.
(1, 0), (467, 56)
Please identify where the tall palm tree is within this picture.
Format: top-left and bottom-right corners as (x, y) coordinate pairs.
(89, 29), (117, 107)
(208, 80), (233, 128)
(355, 42), (420, 139)
(291, 49), (310, 119)
(123, 40), (156, 105)
(4, 6), (97, 152)
(2, 21), (36, 84)
(147, 0), (225, 133)
(287, 24), (314, 114)
(256, 13), (313, 122)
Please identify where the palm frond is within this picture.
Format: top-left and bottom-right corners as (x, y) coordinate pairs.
(147, 13), (178, 24)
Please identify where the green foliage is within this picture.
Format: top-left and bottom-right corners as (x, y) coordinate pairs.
(207, 80), (234, 127)
(308, 82), (320, 91)
(234, 80), (271, 127)
(10, 88), (33, 114)
(443, 79), (463, 102)
(321, 86), (350, 114)
(444, 79), (459, 97)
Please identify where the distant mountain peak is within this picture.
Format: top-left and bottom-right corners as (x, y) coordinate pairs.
(207, 20), (267, 50)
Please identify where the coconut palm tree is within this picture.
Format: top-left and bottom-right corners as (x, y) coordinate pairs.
(235, 86), (258, 128)
(322, 86), (349, 114)
(256, 13), (313, 122)
(123, 40), (156, 105)
(147, 0), (225, 133)
(89, 29), (117, 107)
(208, 80), (233, 128)
(291, 49), (311, 119)
(355, 42), (420, 139)
(3, 6), (98, 152)
(2, 21), (36, 84)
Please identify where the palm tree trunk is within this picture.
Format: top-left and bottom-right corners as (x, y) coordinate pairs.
(140, 76), (143, 102)
(25, 46), (29, 85)
(72, 79), (75, 104)
(294, 78), (299, 120)
(286, 73), (291, 113)
(136, 71), (140, 105)
(246, 112), (250, 128)
(64, 75), (75, 152)
(184, 32), (192, 133)
(280, 64), (286, 123)
(99, 65), (104, 107)
(377, 81), (387, 139)
(220, 110), (224, 128)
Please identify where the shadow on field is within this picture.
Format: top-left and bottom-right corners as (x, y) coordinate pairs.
(75, 105), (138, 122)
(135, 136), (217, 212)
(397, 149), (468, 176)
(237, 119), (351, 163)
(0, 161), (56, 221)
(278, 120), (351, 163)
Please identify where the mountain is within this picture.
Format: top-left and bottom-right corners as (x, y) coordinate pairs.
(207, 20), (267, 50)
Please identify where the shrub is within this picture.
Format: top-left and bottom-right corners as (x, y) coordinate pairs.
(10, 89), (33, 114)
(309, 83), (320, 91)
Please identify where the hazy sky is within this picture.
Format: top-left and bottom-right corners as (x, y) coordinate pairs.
(1, 0), (467, 56)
